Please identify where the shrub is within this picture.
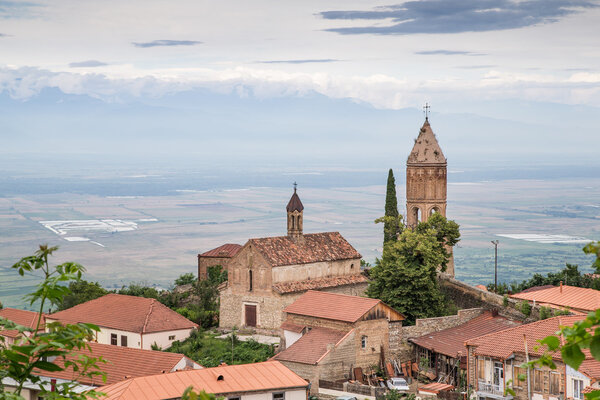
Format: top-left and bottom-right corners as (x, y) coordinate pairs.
(520, 301), (532, 317)
(503, 295), (509, 307)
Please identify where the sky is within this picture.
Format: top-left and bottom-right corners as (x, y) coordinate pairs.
(0, 0), (599, 166)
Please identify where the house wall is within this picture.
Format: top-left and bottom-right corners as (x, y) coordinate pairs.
(284, 314), (353, 332)
(278, 361), (321, 394)
(142, 328), (196, 350)
(319, 330), (357, 382)
(219, 289), (302, 331)
(467, 350), (568, 400)
(284, 329), (303, 349)
(239, 388), (307, 400)
(95, 326), (142, 349)
(354, 319), (389, 367)
(566, 365), (591, 400)
(198, 256), (230, 280)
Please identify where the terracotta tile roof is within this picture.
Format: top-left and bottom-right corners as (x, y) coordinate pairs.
(510, 285), (600, 312)
(281, 322), (305, 333)
(35, 342), (199, 386)
(519, 285), (555, 294)
(0, 308), (45, 330)
(466, 315), (586, 359)
(272, 274), (369, 294)
(200, 243), (242, 258)
(419, 382), (454, 394)
(0, 308), (45, 339)
(48, 294), (198, 333)
(475, 285), (488, 291)
(410, 311), (522, 358)
(580, 359), (600, 380)
(286, 190), (304, 212)
(283, 290), (382, 323)
(96, 361), (308, 400)
(273, 327), (350, 365)
(249, 232), (361, 267)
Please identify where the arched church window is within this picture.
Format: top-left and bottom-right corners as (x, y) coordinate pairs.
(249, 270), (253, 292)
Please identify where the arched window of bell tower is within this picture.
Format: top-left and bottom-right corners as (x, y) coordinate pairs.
(412, 207), (422, 224)
(430, 207), (439, 216)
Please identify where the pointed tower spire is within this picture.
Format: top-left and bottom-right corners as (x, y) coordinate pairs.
(287, 183), (304, 237)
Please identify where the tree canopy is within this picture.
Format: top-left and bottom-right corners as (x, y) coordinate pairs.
(367, 214), (460, 324)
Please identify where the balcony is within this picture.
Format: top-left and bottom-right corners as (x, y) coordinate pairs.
(477, 381), (511, 399)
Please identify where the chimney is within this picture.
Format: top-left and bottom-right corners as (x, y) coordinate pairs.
(560, 281), (563, 293)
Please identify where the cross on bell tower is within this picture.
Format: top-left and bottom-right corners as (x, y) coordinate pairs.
(423, 102), (431, 121)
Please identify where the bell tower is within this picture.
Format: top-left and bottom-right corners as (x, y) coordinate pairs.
(286, 183), (304, 238)
(406, 114), (447, 227)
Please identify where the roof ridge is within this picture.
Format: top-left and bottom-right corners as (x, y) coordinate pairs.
(249, 231), (341, 241)
(142, 299), (155, 334)
(303, 289), (379, 301)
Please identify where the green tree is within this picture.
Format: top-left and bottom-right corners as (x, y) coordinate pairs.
(414, 212), (460, 273)
(58, 280), (108, 311)
(117, 283), (160, 299)
(0, 245), (106, 400)
(381, 168), (402, 245)
(367, 228), (448, 324)
(175, 273), (197, 287)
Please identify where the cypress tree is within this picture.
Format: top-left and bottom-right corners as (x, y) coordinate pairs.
(384, 168), (399, 244)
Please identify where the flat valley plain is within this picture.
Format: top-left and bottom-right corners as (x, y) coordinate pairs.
(1, 171), (598, 309)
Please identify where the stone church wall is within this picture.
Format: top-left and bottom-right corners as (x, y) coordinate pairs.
(271, 259), (360, 284)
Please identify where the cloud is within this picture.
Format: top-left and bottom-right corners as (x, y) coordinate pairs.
(455, 65), (498, 69)
(0, 1), (43, 19)
(319, 0), (599, 35)
(1, 65), (600, 110)
(255, 59), (341, 64)
(132, 40), (202, 48)
(415, 50), (485, 56)
(69, 60), (109, 68)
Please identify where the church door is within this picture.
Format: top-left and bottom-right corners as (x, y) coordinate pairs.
(245, 304), (257, 327)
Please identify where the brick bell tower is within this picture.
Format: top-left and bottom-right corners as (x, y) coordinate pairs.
(406, 113), (453, 275)
(286, 182), (304, 238)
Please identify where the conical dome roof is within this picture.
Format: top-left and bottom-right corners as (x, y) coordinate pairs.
(286, 188), (304, 212)
(407, 119), (447, 165)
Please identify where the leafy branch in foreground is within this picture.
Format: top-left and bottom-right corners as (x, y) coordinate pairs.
(0, 245), (107, 400)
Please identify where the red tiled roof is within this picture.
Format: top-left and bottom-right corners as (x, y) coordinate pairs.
(419, 382), (454, 394)
(467, 315), (585, 359)
(249, 232), (361, 267)
(273, 327), (350, 365)
(48, 294), (198, 333)
(519, 285), (555, 294)
(36, 342), (198, 386)
(580, 360), (600, 380)
(283, 290), (382, 323)
(200, 243), (242, 258)
(0, 308), (45, 330)
(281, 322), (305, 333)
(96, 361), (308, 400)
(511, 285), (600, 312)
(0, 308), (45, 339)
(475, 285), (488, 291)
(272, 274), (369, 294)
(410, 311), (521, 358)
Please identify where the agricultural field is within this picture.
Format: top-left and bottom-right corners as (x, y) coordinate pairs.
(0, 174), (598, 309)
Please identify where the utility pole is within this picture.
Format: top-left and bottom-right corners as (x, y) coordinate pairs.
(491, 240), (499, 292)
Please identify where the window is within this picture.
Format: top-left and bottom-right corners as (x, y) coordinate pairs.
(477, 358), (485, 381)
(513, 367), (526, 389)
(550, 372), (561, 395)
(361, 336), (367, 349)
(273, 393), (285, 400)
(169, 335), (176, 340)
(110, 333), (117, 345)
(120, 335), (127, 347)
(228, 397), (240, 400)
(249, 270), (253, 291)
(573, 379), (584, 400)
(533, 369), (546, 392)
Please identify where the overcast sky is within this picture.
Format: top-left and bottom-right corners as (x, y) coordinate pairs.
(0, 0), (599, 109)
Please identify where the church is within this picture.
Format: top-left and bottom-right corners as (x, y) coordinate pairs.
(218, 186), (368, 332)
(213, 113), (451, 332)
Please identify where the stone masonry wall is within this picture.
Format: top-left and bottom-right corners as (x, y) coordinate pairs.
(319, 330), (356, 382)
(279, 361), (321, 394)
(439, 276), (539, 321)
(391, 308), (486, 361)
(354, 319), (389, 368)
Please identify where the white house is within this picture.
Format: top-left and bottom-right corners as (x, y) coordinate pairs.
(46, 293), (198, 350)
(97, 360), (309, 400)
